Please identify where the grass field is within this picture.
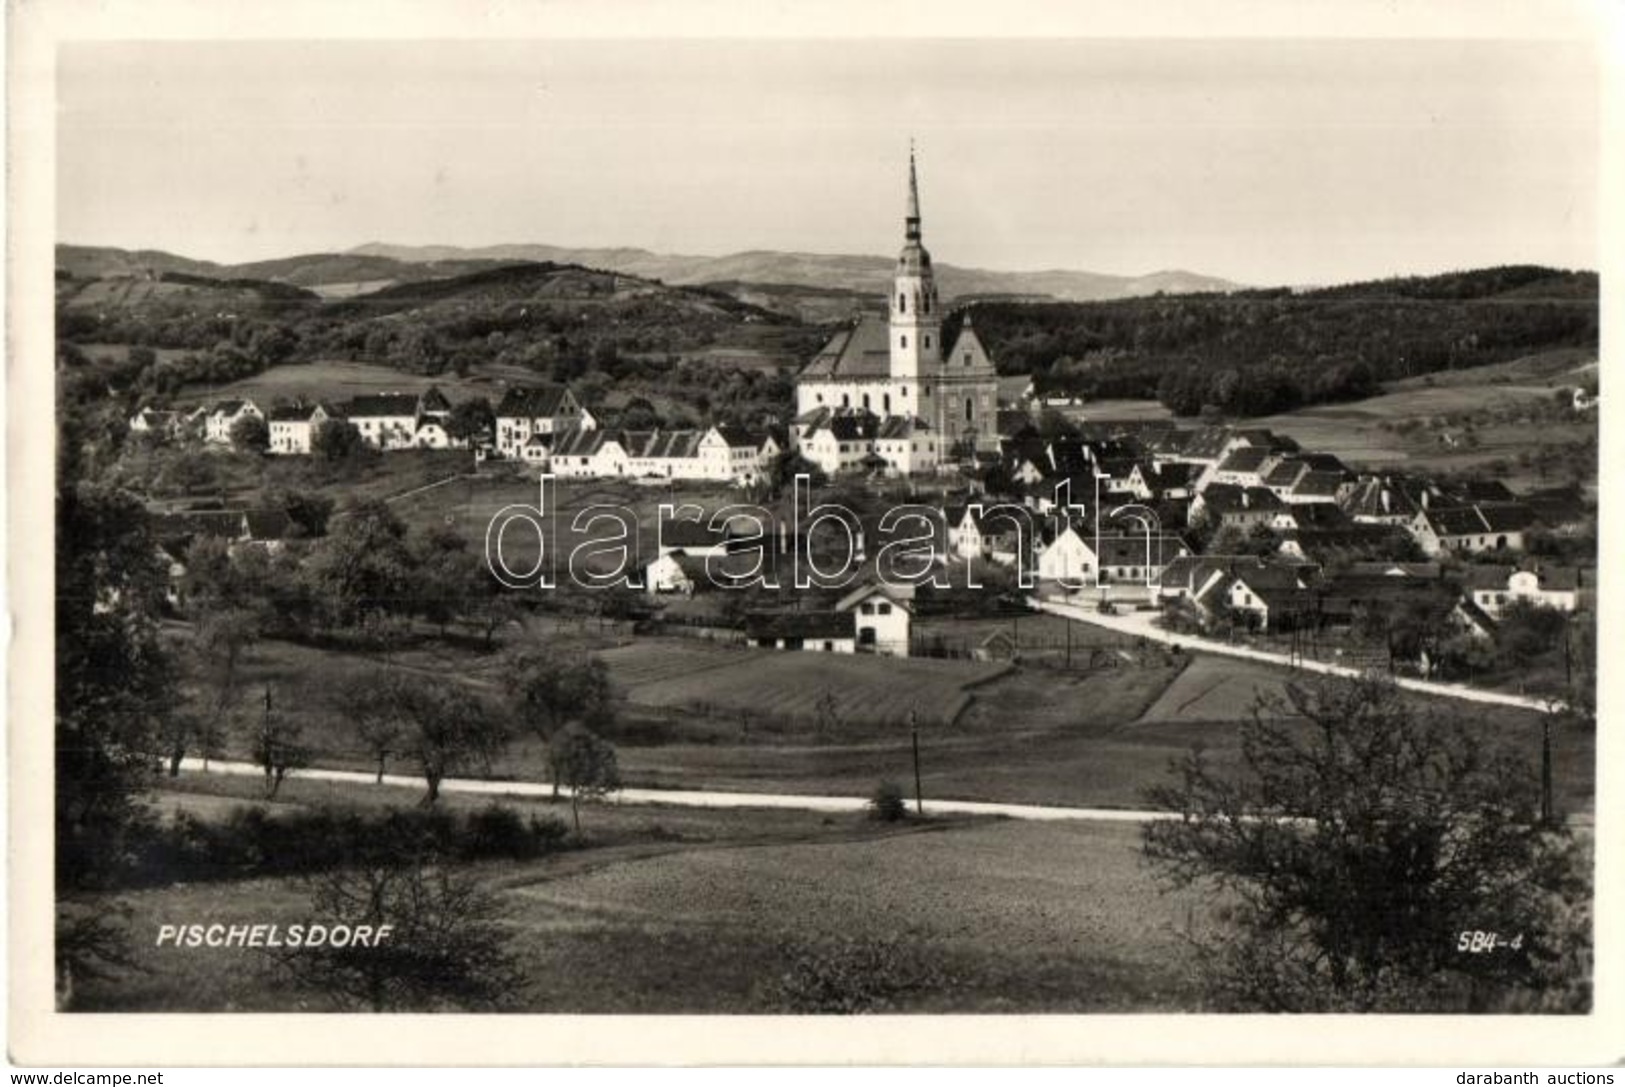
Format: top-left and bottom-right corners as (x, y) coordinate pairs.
(1132, 654), (1596, 814)
(600, 641), (1010, 727)
(1050, 349), (1596, 483)
(169, 358), (513, 408)
(74, 805), (1205, 1013)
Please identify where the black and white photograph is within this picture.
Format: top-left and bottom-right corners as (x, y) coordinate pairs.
(10, 0), (1622, 1068)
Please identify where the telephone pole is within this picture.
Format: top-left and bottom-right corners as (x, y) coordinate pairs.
(910, 709), (923, 816)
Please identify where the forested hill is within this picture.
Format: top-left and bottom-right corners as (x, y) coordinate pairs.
(963, 265), (1598, 417)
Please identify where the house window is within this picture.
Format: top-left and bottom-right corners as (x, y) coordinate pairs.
(923, 386), (931, 398)
(861, 602), (875, 615)
(877, 602), (892, 615)
(863, 394), (871, 410)
(883, 394), (891, 413)
(898, 292), (906, 313)
(924, 335), (931, 349)
(823, 641), (834, 652)
(900, 335), (909, 349)
(964, 353), (972, 365)
(965, 398), (973, 423)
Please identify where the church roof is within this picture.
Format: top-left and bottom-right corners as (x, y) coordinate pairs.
(798, 317), (893, 381)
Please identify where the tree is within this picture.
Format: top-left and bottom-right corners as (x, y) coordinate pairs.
(618, 396), (660, 430)
(312, 418), (368, 464)
(56, 482), (177, 889)
(334, 672), (401, 784)
(183, 608), (260, 775)
(230, 413), (270, 454)
(386, 673), (509, 804)
(550, 724), (621, 834)
(444, 397), (495, 446)
(252, 686), (308, 800)
(273, 854), (525, 1011)
(504, 652), (616, 798)
(1141, 674), (1587, 1012)
(267, 488), (335, 538)
(306, 499), (417, 630)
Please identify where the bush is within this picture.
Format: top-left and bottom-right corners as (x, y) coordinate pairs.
(869, 780), (908, 823)
(765, 934), (949, 1013)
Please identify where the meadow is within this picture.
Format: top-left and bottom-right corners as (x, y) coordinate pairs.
(599, 641), (1011, 727)
(79, 780), (1207, 1014)
(167, 358), (509, 408)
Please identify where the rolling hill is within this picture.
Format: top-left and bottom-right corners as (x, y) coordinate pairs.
(349, 241), (1243, 302)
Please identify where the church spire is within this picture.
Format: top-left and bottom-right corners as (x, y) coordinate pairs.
(905, 142), (921, 243)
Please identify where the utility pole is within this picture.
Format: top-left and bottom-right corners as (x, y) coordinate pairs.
(910, 709), (923, 817)
(1541, 714), (1554, 827)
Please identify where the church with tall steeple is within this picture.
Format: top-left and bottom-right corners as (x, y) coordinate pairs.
(792, 150), (1000, 476)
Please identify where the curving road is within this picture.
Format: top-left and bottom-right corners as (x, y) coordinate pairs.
(1029, 596), (1566, 714)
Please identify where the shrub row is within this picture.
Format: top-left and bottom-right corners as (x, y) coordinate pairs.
(127, 802), (569, 887)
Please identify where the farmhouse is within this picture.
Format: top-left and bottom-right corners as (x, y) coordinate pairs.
(1461, 565), (1582, 618)
(1409, 503), (1536, 556)
(744, 611), (856, 654)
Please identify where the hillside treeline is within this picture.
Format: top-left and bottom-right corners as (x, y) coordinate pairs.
(966, 266), (1597, 417)
(56, 262), (822, 425)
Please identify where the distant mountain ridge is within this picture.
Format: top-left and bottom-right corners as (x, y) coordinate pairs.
(347, 241), (1243, 302)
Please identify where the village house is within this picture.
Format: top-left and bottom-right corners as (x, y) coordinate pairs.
(267, 402), (337, 455)
(838, 582), (914, 657)
(945, 504), (1030, 565)
(1409, 503), (1537, 556)
(128, 407), (182, 440)
(202, 399), (263, 445)
(1222, 565), (1315, 632)
(1461, 565), (1583, 618)
(1188, 484), (1284, 533)
(744, 611), (857, 654)
(792, 410), (891, 477)
(342, 393), (428, 451)
(1035, 524), (1192, 586)
(643, 550), (713, 595)
(494, 385), (596, 459)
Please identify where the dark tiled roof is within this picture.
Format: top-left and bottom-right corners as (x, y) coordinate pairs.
(1199, 484), (1284, 515)
(798, 317), (892, 381)
(496, 385), (571, 418)
(744, 611), (853, 640)
(876, 416), (930, 439)
(1292, 471), (1347, 498)
(344, 393), (421, 418)
(1216, 447), (1269, 474)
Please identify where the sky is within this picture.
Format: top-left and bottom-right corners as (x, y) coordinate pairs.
(56, 36), (1601, 287)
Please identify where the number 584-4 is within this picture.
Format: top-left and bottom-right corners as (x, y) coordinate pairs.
(1458, 931), (1523, 953)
